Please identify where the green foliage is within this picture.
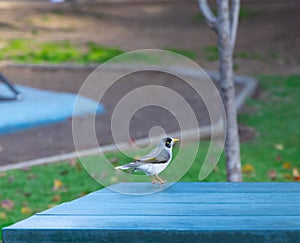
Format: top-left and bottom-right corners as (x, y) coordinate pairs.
(269, 51), (279, 60)
(0, 39), (124, 64)
(0, 39), (200, 65)
(239, 8), (259, 21)
(81, 42), (124, 63)
(193, 13), (205, 22)
(203, 45), (219, 62)
(234, 51), (261, 60)
(204, 46), (262, 62)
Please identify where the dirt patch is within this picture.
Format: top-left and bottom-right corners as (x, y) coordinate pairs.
(0, 66), (227, 165)
(239, 125), (258, 143)
(0, 65), (253, 165)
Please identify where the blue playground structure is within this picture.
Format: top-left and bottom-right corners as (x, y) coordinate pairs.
(0, 72), (104, 135)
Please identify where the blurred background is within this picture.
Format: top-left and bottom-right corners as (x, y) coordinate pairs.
(0, 0), (299, 236)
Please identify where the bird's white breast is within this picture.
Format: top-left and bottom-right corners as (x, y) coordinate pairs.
(138, 152), (172, 176)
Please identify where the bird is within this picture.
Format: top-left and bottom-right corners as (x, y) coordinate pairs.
(115, 137), (179, 184)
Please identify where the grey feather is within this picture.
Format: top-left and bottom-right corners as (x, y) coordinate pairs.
(114, 137), (178, 176)
(115, 144), (170, 170)
(138, 145), (170, 164)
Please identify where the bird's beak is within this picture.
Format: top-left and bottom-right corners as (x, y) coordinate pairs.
(173, 138), (180, 142)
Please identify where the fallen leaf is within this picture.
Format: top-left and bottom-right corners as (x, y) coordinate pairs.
(283, 173), (293, 181)
(47, 204), (57, 209)
(274, 144), (284, 150)
(23, 192), (32, 198)
(59, 170), (69, 175)
(52, 179), (63, 191)
(52, 194), (61, 202)
(282, 162), (292, 169)
(0, 172), (6, 178)
(242, 163), (255, 174)
(110, 176), (118, 183)
(8, 176), (14, 183)
(27, 173), (38, 180)
(76, 163), (82, 171)
(0, 212), (7, 220)
(21, 206), (32, 215)
(1, 200), (14, 210)
(22, 202), (29, 207)
(21, 167), (31, 172)
(268, 169), (277, 180)
(69, 158), (77, 167)
(293, 167), (299, 177)
(275, 155), (282, 162)
(213, 166), (219, 173)
(110, 157), (119, 164)
(293, 167), (300, 181)
(100, 171), (108, 179)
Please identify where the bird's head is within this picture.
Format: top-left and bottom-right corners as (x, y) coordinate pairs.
(161, 137), (180, 149)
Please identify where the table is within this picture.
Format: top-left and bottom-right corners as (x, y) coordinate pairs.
(3, 182), (300, 242)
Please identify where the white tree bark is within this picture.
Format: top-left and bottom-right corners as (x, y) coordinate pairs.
(198, 0), (218, 31)
(198, 0), (242, 182)
(230, 0), (240, 49)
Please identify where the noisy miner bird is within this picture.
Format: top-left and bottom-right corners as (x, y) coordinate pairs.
(115, 137), (179, 184)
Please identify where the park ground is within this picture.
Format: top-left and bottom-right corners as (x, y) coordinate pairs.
(0, 0), (299, 239)
(0, 0), (299, 164)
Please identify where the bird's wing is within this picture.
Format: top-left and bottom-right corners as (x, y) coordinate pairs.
(115, 147), (171, 170)
(138, 148), (170, 164)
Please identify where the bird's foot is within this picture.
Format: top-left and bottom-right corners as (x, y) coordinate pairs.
(156, 175), (167, 184)
(151, 179), (159, 184)
(158, 179), (167, 184)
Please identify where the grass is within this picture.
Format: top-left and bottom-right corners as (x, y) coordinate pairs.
(0, 161), (101, 239)
(181, 74), (300, 182)
(238, 74), (300, 181)
(0, 39), (124, 64)
(234, 51), (261, 60)
(203, 45), (219, 62)
(239, 8), (259, 21)
(3, 38), (277, 66)
(0, 39), (197, 65)
(203, 46), (263, 62)
(1, 74), (299, 239)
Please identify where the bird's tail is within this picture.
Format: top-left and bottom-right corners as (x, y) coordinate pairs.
(114, 164), (133, 170)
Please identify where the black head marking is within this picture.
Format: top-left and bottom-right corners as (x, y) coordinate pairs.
(165, 137), (172, 148)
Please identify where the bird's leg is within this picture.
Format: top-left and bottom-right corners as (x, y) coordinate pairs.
(151, 176), (159, 184)
(156, 175), (167, 184)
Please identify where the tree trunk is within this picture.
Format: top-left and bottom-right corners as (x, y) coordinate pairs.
(217, 0), (242, 181)
(198, 0), (242, 181)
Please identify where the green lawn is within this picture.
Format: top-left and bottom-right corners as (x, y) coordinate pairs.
(0, 39), (124, 64)
(0, 39), (197, 65)
(1, 74), (299, 239)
